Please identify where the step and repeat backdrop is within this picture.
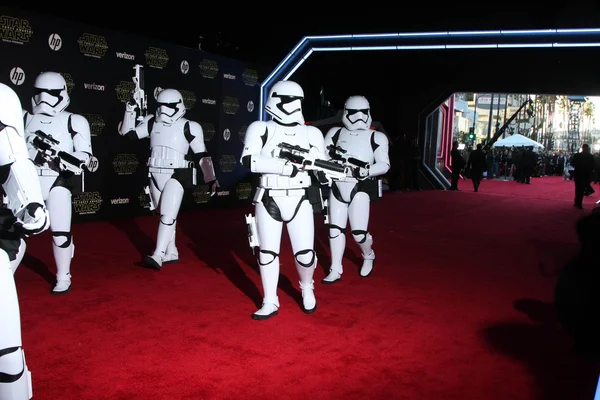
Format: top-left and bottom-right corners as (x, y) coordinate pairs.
(0, 7), (260, 223)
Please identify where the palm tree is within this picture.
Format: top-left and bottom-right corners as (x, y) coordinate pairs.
(582, 99), (595, 144)
(546, 95), (557, 149)
(556, 95), (571, 149)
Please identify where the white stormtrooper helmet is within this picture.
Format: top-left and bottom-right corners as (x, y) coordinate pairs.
(155, 89), (186, 124)
(31, 72), (70, 116)
(343, 95), (372, 131)
(265, 80), (304, 125)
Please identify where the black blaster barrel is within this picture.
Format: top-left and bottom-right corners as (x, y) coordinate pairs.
(312, 159), (346, 174)
(57, 151), (85, 169)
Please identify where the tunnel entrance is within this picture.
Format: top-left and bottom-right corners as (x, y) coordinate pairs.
(260, 29), (600, 191)
(424, 92), (600, 188)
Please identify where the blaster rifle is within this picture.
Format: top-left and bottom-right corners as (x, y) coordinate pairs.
(327, 145), (369, 169)
(132, 64), (147, 120)
(276, 142), (346, 182)
(31, 130), (85, 175)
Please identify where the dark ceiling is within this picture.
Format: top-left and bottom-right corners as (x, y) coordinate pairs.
(12, 3), (600, 68)
(10, 3), (600, 136)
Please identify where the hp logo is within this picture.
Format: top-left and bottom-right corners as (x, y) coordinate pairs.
(223, 128), (231, 141)
(247, 101), (254, 112)
(180, 60), (189, 74)
(87, 156), (99, 172)
(48, 34), (62, 51)
(9, 67), (25, 86)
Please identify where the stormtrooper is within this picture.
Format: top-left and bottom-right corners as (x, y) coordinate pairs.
(322, 96), (390, 283)
(0, 82), (50, 400)
(119, 88), (218, 270)
(242, 80), (340, 320)
(23, 72), (93, 295)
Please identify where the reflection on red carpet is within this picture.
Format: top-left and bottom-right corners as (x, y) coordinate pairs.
(16, 176), (599, 399)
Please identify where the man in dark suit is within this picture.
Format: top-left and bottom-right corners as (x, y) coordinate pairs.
(571, 144), (596, 209)
(466, 143), (486, 192)
(450, 141), (465, 191)
(520, 146), (536, 184)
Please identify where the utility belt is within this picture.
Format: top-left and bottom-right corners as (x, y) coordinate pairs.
(147, 158), (193, 169)
(259, 174), (310, 189)
(37, 167), (84, 192)
(148, 167), (175, 175)
(149, 165), (197, 188)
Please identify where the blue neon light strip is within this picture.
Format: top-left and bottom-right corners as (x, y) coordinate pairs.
(258, 28), (600, 120)
(309, 43), (600, 51)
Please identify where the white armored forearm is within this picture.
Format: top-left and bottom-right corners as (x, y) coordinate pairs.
(369, 161), (390, 177)
(0, 120), (45, 217)
(3, 158), (45, 217)
(247, 154), (294, 176)
(120, 103), (138, 135)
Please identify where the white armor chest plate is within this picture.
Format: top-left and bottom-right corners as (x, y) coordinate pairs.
(149, 117), (189, 168)
(262, 122), (311, 156)
(261, 121), (312, 189)
(24, 112), (74, 152)
(336, 128), (375, 164)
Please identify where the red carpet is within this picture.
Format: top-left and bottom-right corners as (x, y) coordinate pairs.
(16, 176), (600, 400)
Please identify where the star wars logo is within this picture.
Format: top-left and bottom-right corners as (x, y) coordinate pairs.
(0, 16), (33, 45)
(219, 155), (236, 173)
(192, 185), (211, 204)
(222, 97), (240, 115)
(57, 72), (75, 94)
(145, 47), (169, 69)
(115, 81), (135, 102)
(112, 154), (139, 175)
(199, 123), (215, 142)
(236, 182), (252, 200)
(72, 191), (103, 215)
(199, 59), (219, 79)
(242, 68), (259, 86)
(238, 125), (247, 141)
(80, 114), (105, 136)
(78, 33), (108, 58)
(179, 90), (196, 110)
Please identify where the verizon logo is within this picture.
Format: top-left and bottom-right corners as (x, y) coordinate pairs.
(223, 73), (236, 80)
(110, 197), (129, 205)
(202, 98), (216, 105)
(217, 191), (230, 196)
(116, 52), (135, 60)
(84, 83), (106, 91)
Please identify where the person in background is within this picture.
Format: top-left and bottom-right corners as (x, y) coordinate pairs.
(466, 143), (486, 192)
(450, 141), (465, 191)
(520, 146), (536, 184)
(571, 143), (595, 209)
